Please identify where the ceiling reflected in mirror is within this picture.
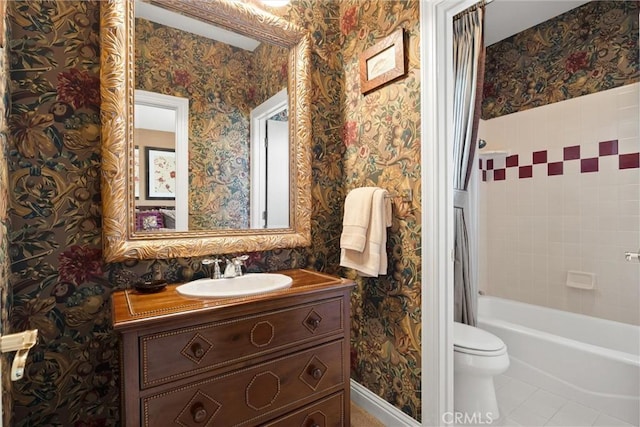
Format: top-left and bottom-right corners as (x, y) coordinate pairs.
(135, 0), (260, 50)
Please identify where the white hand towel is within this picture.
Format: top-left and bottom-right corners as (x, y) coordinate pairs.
(340, 188), (392, 276)
(339, 187), (378, 252)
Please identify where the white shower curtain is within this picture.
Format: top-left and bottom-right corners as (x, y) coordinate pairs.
(452, 3), (485, 326)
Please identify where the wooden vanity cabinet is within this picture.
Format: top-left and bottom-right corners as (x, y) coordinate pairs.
(111, 269), (354, 427)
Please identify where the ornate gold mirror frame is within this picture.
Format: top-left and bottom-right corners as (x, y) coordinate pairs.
(100, 0), (311, 262)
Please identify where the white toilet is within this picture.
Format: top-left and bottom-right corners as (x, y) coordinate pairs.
(453, 321), (510, 423)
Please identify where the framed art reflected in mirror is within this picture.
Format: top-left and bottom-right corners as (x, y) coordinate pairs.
(145, 147), (176, 200)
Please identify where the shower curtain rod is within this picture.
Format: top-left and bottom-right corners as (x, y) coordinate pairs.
(454, 0), (493, 20)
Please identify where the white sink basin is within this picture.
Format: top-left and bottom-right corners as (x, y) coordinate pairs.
(176, 273), (293, 298)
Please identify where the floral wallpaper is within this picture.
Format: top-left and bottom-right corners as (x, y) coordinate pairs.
(337, 0), (422, 419)
(7, 1), (120, 424)
(253, 38), (290, 108)
(482, 0), (639, 120)
(135, 18), (288, 229)
(1, 0), (13, 423)
(5, 0), (422, 424)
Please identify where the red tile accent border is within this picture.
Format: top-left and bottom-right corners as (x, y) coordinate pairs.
(548, 162), (563, 176)
(519, 165), (533, 179)
(506, 155), (519, 168)
(564, 145), (580, 160)
(480, 140), (636, 182)
(581, 158), (599, 173)
(599, 140), (618, 156)
(533, 150), (548, 164)
(619, 152), (640, 169)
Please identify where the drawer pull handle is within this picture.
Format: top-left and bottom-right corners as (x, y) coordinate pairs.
(191, 403), (207, 423)
(307, 318), (321, 328)
(191, 343), (205, 358)
(310, 367), (323, 380)
(310, 424), (321, 427)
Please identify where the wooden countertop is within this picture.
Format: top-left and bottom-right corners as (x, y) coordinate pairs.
(111, 269), (354, 330)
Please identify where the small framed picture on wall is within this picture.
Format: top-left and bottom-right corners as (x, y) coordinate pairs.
(359, 27), (407, 95)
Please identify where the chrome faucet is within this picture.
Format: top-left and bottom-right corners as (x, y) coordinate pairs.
(223, 255), (249, 278)
(202, 258), (222, 279)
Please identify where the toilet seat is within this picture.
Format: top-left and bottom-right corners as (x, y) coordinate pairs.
(454, 322), (507, 356)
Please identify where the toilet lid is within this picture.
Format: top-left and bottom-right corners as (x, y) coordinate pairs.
(453, 322), (506, 355)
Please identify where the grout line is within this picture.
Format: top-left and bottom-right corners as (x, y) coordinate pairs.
(497, 375), (615, 427)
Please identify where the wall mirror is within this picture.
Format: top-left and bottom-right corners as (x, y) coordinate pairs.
(100, 0), (312, 262)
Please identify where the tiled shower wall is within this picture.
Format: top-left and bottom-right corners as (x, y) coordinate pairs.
(478, 82), (640, 325)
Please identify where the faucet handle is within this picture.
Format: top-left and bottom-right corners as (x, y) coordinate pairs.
(202, 258), (222, 279)
(232, 255), (249, 276)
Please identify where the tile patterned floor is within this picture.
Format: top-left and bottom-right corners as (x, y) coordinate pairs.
(496, 374), (634, 427)
(350, 374), (636, 427)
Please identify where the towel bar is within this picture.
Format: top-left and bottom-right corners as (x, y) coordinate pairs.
(385, 189), (412, 202)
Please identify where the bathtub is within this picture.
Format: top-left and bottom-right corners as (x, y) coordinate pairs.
(477, 295), (640, 425)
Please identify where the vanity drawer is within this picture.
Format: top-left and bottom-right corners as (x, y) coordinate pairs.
(141, 339), (345, 427)
(263, 392), (345, 427)
(140, 297), (344, 388)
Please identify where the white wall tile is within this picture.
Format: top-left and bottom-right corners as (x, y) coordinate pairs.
(619, 183), (639, 201)
(618, 136), (639, 155)
(581, 141), (599, 158)
(547, 218), (564, 243)
(562, 192), (580, 216)
(617, 230), (639, 248)
(596, 214), (617, 234)
(562, 127), (581, 148)
(619, 201), (639, 217)
(618, 308), (640, 325)
(617, 105), (639, 123)
(619, 274), (640, 310)
(618, 119), (639, 139)
(598, 156), (619, 177)
(615, 85), (640, 109)
(480, 83), (640, 325)
(580, 212), (599, 231)
(618, 215), (639, 232)
(546, 147), (563, 163)
(546, 186), (565, 216)
(563, 158), (581, 176)
(580, 170), (599, 190)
